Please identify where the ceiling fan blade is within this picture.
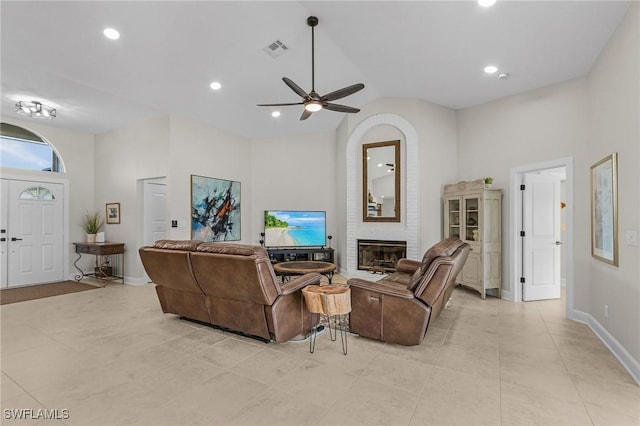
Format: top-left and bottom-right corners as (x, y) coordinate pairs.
(257, 102), (304, 107)
(321, 83), (365, 102)
(324, 103), (360, 113)
(283, 77), (309, 99)
(300, 109), (313, 120)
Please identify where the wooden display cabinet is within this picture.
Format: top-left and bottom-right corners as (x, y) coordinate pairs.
(443, 179), (502, 299)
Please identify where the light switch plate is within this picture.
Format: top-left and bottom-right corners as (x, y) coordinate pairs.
(625, 230), (638, 247)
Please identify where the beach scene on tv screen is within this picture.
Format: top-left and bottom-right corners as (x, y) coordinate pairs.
(264, 211), (326, 247)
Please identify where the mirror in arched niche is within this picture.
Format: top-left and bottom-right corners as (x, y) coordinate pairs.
(360, 125), (405, 223)
(0, 122), (65, 172)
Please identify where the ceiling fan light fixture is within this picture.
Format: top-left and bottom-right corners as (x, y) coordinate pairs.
(305, 101), (323, 112)
(257, 16), (364, 120)
(15, 101), (56, 119)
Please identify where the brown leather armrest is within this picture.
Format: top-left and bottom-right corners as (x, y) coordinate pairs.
(395, 258), (421, 274)
(347, 278), (415, 299)
(280, 273), (322, 295)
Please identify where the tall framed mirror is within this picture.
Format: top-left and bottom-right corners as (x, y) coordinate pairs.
(363, 140), (400, 222)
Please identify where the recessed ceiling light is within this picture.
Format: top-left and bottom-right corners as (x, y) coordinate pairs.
(210, 81), (221, 90)
(103, 28), (120, 40)
(484, 65), (498, 74)
(377, 163), (383, 167)
(498, 73), (510, 80)
(478, 0), (496, 7)
(271, 111), (281, 118)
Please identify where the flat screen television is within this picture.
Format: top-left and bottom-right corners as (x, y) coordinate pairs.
(264, 210), (326, 248)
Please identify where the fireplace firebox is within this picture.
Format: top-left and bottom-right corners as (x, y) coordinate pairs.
(357, 239), (407, 273)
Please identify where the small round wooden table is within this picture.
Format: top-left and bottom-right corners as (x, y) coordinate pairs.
(273, 261), (336, 283)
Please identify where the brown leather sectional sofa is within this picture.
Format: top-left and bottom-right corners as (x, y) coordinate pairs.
(348, 238), (470, 346)
(139, 240), (321, 343)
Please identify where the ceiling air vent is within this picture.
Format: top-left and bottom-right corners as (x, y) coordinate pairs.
(263, 40), (288, 58)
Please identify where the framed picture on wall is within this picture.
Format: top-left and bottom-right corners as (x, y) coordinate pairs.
(190, 175), (241, 241)
(590, 153), (618, 266)
(106, 203), (120, 224)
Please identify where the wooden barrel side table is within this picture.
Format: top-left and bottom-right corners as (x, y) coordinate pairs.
(302, 284), (351, 355)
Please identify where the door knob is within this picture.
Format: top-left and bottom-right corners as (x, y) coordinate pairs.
(555, 241), (562, 245)
(10, 237), (23, 241)
(0, 237), (5, 242)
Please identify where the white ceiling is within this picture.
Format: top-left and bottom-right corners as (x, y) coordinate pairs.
(0, 1), (631, 139)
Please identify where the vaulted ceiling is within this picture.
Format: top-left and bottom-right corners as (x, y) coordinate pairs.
(0, 1), (631, 139)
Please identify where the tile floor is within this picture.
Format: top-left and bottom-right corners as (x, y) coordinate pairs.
(1, 277), (638, 426)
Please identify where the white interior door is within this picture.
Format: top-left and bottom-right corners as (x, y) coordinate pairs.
(142, 178), (167, 282)
(6, 179), (64, 287)
(523, 173), (561, 301)
(143, 178), (167, 246)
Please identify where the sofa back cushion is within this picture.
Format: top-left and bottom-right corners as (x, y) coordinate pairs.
(407, 238), (464, 291)
(152, 239), (203, 251)
(190, 242), (280, 306)
(139, 246), (203, 294)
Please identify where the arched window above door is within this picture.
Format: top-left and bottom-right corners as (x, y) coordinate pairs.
(0, 123), (64, 172)
(19, 186), (55, 200)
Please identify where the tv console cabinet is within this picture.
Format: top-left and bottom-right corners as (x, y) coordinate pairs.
(267, 247), (334, 264)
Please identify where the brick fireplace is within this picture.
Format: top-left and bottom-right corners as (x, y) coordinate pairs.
(344, 113), (419, 278)
(357, 239), (407, 273)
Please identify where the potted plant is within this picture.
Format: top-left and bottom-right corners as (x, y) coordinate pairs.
(483, 177), (494, 188)
(82, 211), (104, 243)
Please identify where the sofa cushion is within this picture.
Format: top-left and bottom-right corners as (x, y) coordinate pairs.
(407, 238), (464, 291)
(196, 242), (268, 258)
(153, 239), (203, 251)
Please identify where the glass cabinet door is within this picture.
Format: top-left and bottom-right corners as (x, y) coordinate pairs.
(464, 197), (479, 241)
(447, 198), (461, 239)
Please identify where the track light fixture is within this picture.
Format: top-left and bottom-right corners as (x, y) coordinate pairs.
(15, 101), (56, 119)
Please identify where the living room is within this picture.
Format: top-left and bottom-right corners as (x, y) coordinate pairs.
(1, 1), (638, 424)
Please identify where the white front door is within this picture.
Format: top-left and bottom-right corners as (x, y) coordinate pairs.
(522, 173), (561, 301)
(5, 179), (64, 287)
(0, 180), (8, 288)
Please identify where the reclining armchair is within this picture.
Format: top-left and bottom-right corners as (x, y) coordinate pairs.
(347, 238), (469, 346)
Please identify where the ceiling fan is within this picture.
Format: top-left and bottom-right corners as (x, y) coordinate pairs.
(257, 16), (365, 120)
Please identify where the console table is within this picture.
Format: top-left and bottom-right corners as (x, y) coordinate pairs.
(73, 242), (125, 286)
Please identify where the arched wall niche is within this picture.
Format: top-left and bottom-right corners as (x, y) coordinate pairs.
(344, 113), (419, 276)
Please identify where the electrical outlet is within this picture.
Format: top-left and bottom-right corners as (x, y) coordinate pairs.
(604, 305), (609, 318)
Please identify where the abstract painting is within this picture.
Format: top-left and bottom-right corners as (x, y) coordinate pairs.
(191, 175), (240, 241)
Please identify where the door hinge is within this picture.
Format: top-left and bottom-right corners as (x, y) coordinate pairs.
(520, 277), (525, 283)
(520, 231), (525, 237)
(520, 184), (526, 191)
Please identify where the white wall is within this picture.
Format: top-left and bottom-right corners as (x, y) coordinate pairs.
(94, 115), (171, 280)
(456, 3), (639, 377)
(94, 114), (252, 281)
(167, 116), (252, 245)
(457, 79), (589, 300)
(250, 130), (337, 246)
(587, 3), (639, 370)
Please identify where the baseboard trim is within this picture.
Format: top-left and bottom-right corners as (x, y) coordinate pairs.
(569, 308), (640, 385)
